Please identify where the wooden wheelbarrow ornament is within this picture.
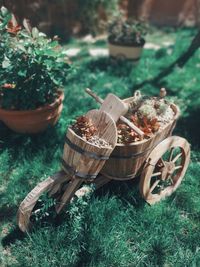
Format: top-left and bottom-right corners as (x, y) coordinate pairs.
(17, 89), (190, 232)
(17, 92), (143, 232)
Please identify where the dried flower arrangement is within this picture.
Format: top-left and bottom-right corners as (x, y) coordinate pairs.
(117, 90), (175, 144)
(71, 116), (111, 148)
(71, 116), (97, 141)
(71, 90), (175, 146)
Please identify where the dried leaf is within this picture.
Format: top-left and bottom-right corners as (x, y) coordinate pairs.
(23, 18), (32, 34)
(117, 114), (160, 144)
(71, 116), (97, 140)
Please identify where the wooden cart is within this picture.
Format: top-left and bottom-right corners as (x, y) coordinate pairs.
(17, 90), (190, 232)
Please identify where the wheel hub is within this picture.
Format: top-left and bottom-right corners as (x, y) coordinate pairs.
(160, 161), (175, 180)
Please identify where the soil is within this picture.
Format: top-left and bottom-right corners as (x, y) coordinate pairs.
(87, 135), (112, 148)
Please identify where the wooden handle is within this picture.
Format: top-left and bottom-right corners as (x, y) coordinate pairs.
(120, 116), (144, 136)
(85, 88), (144, 137)
(85, 88), (103, 104)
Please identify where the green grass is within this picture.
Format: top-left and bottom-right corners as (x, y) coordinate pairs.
(1, 28), (200, 267)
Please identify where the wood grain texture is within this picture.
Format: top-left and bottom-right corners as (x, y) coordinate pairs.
(17, 171), (70, 232)
(62, 110), (117, 179)
(56, 178), (83, 213)
(86, 89), (144, 136)
(139, 136), (190, 205)
(101, 103), (180, 180)
(100, 93), (128, 122)
(56, 174), (111, 213)
(86, 109), (118, 146)
(17, 96), (184, 232)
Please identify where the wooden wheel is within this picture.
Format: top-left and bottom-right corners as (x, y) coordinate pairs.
(140, 136), (190, 205)
(17, 171), (71, 232)
(17, 172), (111, 232)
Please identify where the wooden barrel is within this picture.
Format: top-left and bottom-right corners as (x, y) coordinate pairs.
(62, 110), (117, 180)
(101, 104), (179, 180)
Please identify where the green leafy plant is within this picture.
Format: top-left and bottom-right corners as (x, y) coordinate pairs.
(76, 0), (119, 35)
(108, 16), (148, 46)
(0, 6), (70, 110)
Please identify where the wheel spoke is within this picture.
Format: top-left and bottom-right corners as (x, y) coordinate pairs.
(151, 172), (161, 177)
(172, 152), (182, 163)
(149, 180), (160, 193)
(141, 136), (190, 205)
(169, 177), (174, 185)
(174, 165), (182, 170)
(169, 147), (175, 161)
(160, 158), (166, 166)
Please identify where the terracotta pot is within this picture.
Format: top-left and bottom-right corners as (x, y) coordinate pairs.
(108, 40), (145, 62)
(0, 90), (64, 134)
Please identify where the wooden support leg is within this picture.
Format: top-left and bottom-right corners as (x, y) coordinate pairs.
(94, 174), (111, 189)
(48, 173), (71, 197)
(17, 171), (70, 232)
(56, 175), (111, 213)
(18, 172), (111, 232)
(74, 175), (111, 199)
(56, 175), (110, 213)
(56, 178), (83, 214)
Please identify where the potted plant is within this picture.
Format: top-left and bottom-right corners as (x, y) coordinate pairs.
(107, 16), (148, 62)
(0, 7), (70, 133)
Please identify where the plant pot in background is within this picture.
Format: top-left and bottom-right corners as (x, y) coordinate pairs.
(108, 40), (145, 62)
(0, 90), (64, 134)
(107, 16), (147, 63)
(0, 7), (70, 134)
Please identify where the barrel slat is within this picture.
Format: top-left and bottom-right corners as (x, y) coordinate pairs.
(62, 110), (117, 179)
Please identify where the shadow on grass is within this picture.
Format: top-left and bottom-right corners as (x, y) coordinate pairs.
(1, 227), (26, 247)
(95, 176), (145, 210)
(0, 205), (16, 223)
(174, 107), (200, 149)
(0, 122), (64, 162)
(1, 177), (146, 248)
(1, 208), (66, 247)
(86, 56), (136, 77)
(167, 190), (194, 211)
(145, 238), (170, 266)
